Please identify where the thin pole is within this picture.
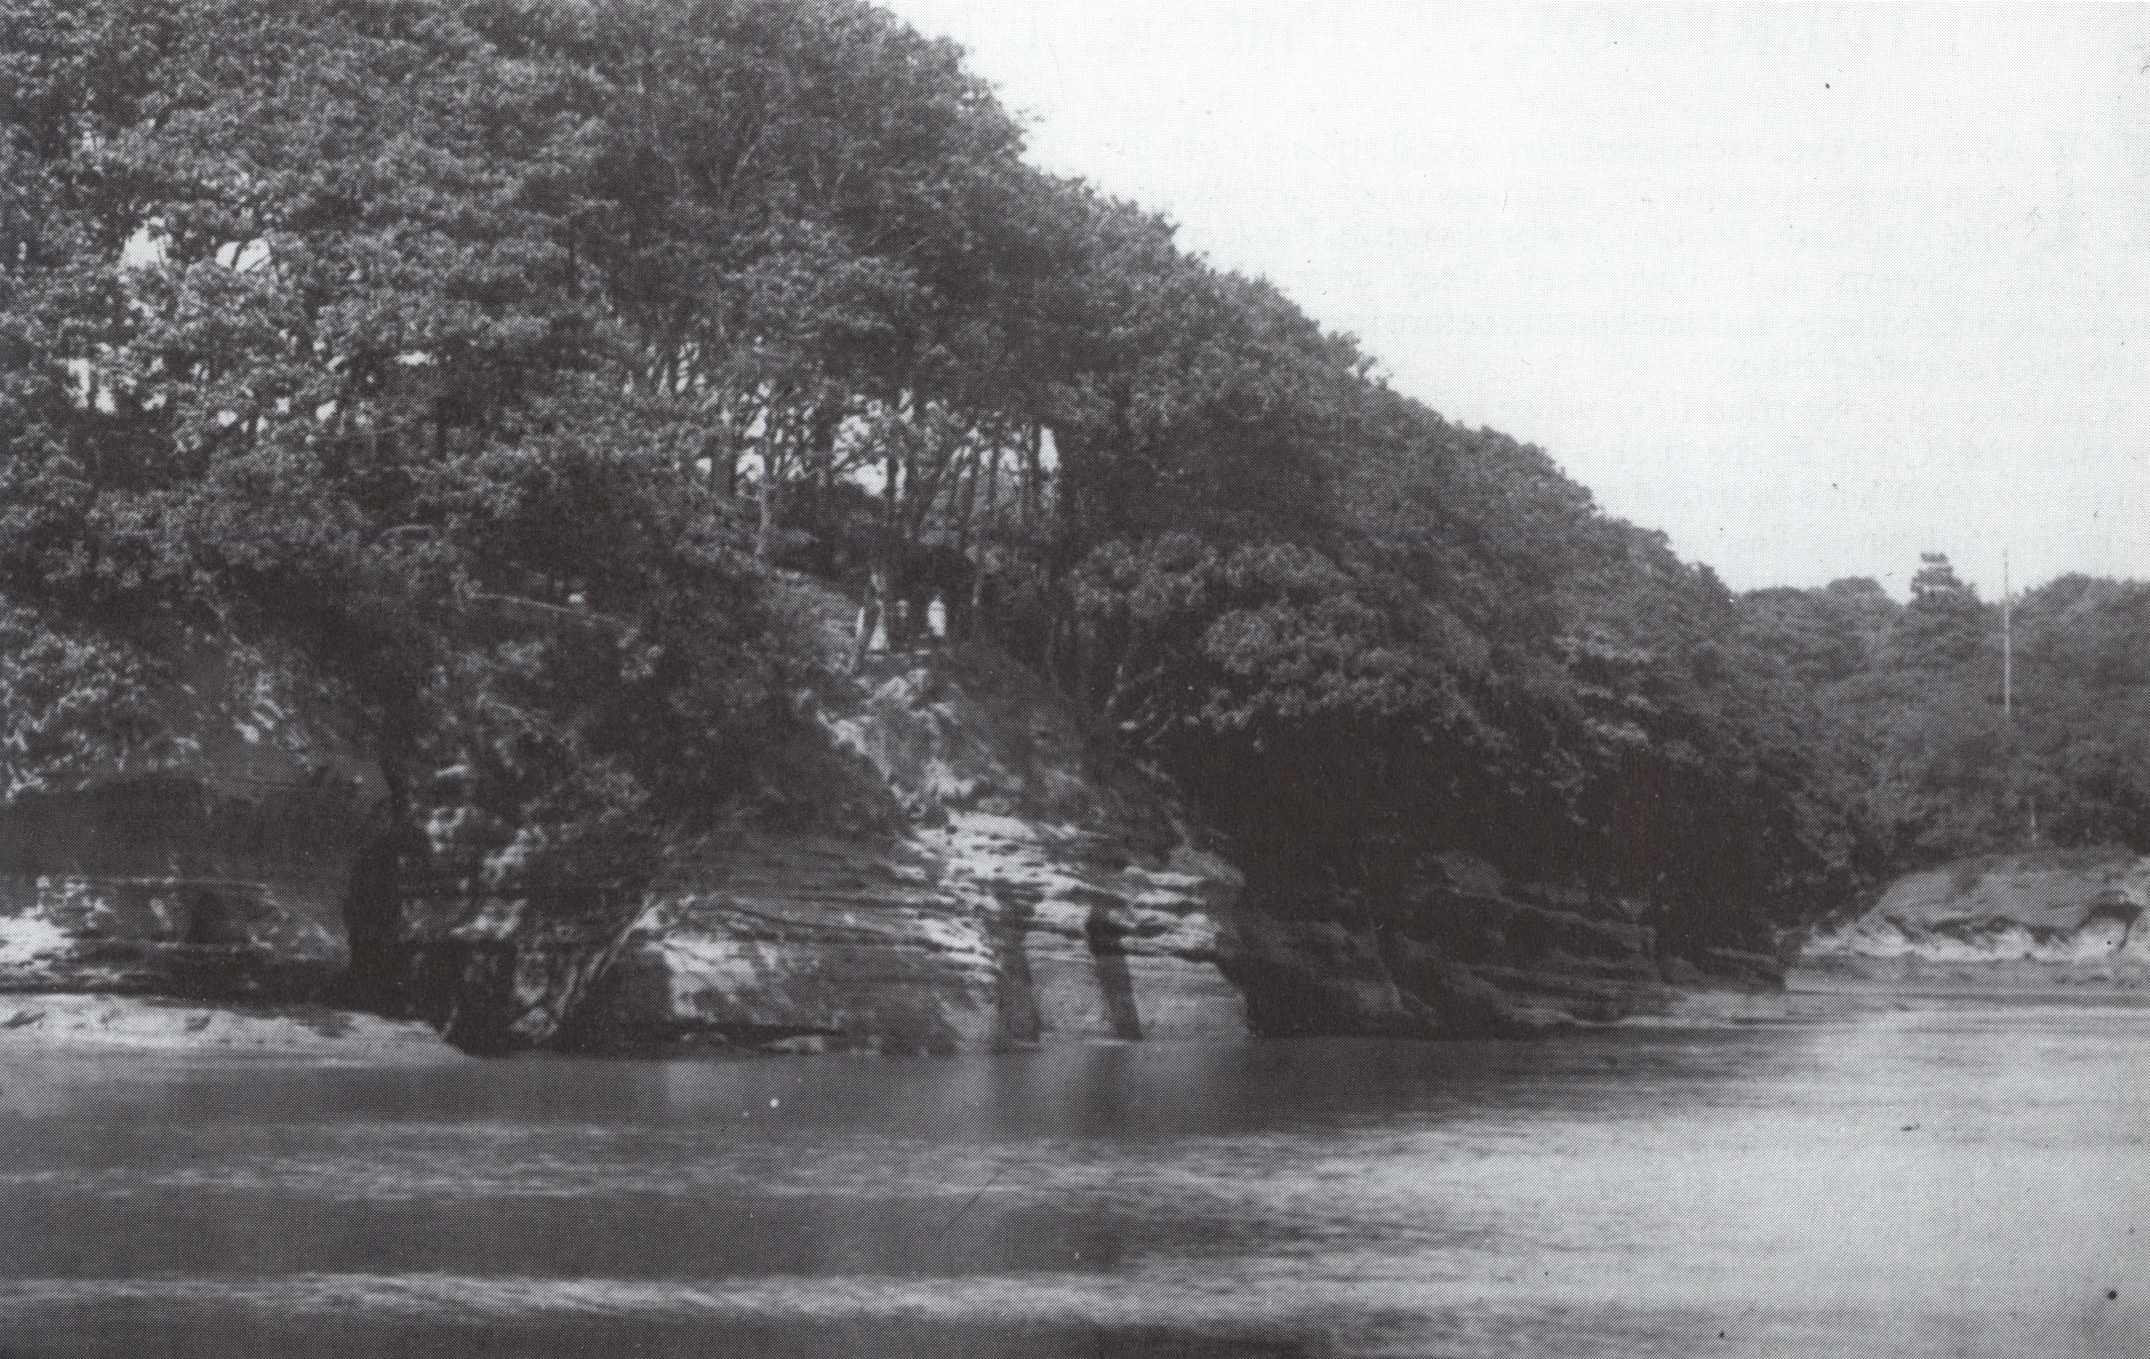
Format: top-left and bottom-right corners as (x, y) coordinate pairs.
(2001, 550), (2013, 721)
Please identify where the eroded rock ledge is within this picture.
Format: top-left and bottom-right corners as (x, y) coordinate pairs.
(1803, 850), (2150, 983)
(0, 627), (385, 1003)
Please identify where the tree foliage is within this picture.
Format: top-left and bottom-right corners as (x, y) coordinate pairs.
(0, 0), (794, 914)
(1738, 563), (2150, 874)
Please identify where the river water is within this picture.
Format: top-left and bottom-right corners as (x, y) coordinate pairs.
(3, 985), (2147, 1358)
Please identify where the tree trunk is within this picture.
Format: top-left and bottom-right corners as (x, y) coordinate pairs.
(756, 472), (779, 560)
(1019, 422), (1041, 533)
(952, 446), (980, 557)
(849, 579), (883, 672)
(973, 444), (1002, 613)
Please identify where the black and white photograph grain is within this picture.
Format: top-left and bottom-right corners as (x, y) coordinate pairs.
(2, 2), (2147, 1356)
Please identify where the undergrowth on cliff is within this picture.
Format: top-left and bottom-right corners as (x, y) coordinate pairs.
(0, 604), (169, 799)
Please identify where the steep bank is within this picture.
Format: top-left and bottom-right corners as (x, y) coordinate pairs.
(1802, 849), (2150, 984)
(4, 582), (1727, 1055)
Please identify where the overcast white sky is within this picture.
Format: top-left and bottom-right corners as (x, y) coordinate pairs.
(879, 1), (2150, 597)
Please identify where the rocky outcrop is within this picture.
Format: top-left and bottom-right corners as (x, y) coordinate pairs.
(386, 881), (648, 1055)
(0, 993), (451, 1058)
(0, 627), (386, 1001)
(567, 610), (1250, 1054)
(573, 819), (1247, 1054)
(1803, 850), (2150, 981)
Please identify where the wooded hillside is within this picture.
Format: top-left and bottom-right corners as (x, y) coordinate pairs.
(4, 0), (2135, 957)
(1741, 559), (2150, 891)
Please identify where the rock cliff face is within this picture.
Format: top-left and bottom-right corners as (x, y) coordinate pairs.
(0, 629), (385, 1001)
(1803, 850), (2150, 981)
(569, 628), (1250, 1055)
(4, 582), (1707, 1055)
(1221, 863), (1698, 1039)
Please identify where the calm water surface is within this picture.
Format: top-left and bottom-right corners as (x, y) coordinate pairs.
(3, 987), (2148, 1357)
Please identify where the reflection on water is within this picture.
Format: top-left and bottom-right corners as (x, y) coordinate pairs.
(3, 988), (2148, 1357)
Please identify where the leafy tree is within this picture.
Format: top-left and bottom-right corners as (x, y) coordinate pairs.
(1890, 553), (1991, 671)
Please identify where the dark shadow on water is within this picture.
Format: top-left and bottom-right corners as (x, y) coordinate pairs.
(0, 1317), (1330, 1359)
(989, 886), (1043, 1045)
(1086, 902), (1144, 1042)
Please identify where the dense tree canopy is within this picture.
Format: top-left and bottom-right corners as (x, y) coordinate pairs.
(1739, 563), (2150, 877)
(5, 0), (2135, 961)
